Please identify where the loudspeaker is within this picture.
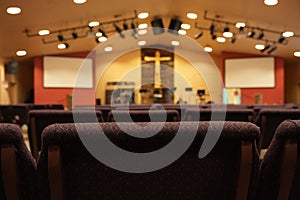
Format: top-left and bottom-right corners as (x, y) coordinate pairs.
(5, 61), (18, 74)
(168, 18), (182, 34)
(151, 18), (165, 35)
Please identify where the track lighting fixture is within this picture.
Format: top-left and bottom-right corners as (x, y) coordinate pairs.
(247, 30), (255, 38)
(267, 45), (277, 54)
(210, 24), (215, 36)
(151, 18), (165, 35)
(260, 44), (271, 52)
(231, 36), (237, 44)
(278, 36), (286, 44)
(114, 24), (125, 39)
(57, 42), (69, 49)
(123, 22), (129, 30)
(257, 31), (264, 40)
(72, 32), (78, 39)
(168, 18), (182, 34)
(211, 35), (217, 40)
(131, 22), (138, 39)
(57, 34), (64, 42)
(194, 31), (203, 39)
(223, 26), (233, 38)
(98, 28), (108, 38)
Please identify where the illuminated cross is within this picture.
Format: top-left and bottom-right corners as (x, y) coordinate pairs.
(144, 51), (171, 88)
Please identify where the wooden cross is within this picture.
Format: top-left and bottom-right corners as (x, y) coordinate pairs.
(144, 51), (171, 88)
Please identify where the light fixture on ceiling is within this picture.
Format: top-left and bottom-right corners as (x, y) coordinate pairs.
(248, 30), (256, 38)
(73, 0), (87, 4)
(38, 29), (50, 36)
(16, 50), (27, 57)
(216, 36), (226, 43)
(231, 36), (237, 44)
(151, 18), (165, 35)
(257, 31), (264, 40)
(194, 31), (203, 39)
(223, 26), (233, 38)
(260, 43), (271, 52)
(114, 24), (125, 39)
(181, 23), (191, 30)
(138, 40), (146, 46)
(57, 43), (69, 49)
(123, 22), (129, 30)
(104, 46), (113, 52)
(278, 36), (286, 44)
(209, 23), (215, 36)
(168, 18), (182, 34)
(267, 45), (277, 54)
(138, 12), (149, 19)
(293, 51), (300, 57)
(264, 0), (278, 6)
(171, 40), (180, 46)
(57, 34), (64, 42)
(203, 45), (213, 52)
(6, 6), (21, 15)
(88, 21), (100, 27)
(131, 22), (138, 39)
(282, 31), (294, 38)
(255, 44), (265, 50)
(72, 31), (78, 39)
(178, 29), (187, 35)
(138, 29), (148, 35)
(186, 12), (198, 19)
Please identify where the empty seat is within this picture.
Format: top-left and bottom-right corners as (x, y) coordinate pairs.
(37, 121), (259, 200)
(107, 109), (180, 122)
(0, 123), (37, 200)
(254, 108), (300, 150)
(256, 120), (300, 200)
(28, 109), (104, 159)
(183, 108), (254, 122)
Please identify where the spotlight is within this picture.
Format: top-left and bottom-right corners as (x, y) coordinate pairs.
(194, 31), (203, 39)
(151, 18), (165, 35)
(114, 24), (125, 39)
(211, 35), (217, 40)
(278, 36), (286, 43)
(57, 42), (69, 49)
(210, 24), (215, 35)
(168, 18), (182, 34)
(72, 32), (78, 39)
(98, 28), (108, 38)
(267, 45), (277, 54)
(223, 27), (233, 38)
(123, 22), (129, 30)
(257, 31), (264, 40)
(231, 36), (237, 44)
(260, 44), (271, 53)
(131, 22), (138, 39)
(248, 30), (255, 38)
(57, 34), (64, 41)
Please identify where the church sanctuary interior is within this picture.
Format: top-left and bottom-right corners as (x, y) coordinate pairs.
(1, 0), (300, 199)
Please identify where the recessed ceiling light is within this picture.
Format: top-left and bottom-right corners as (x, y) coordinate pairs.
(171, 40), (180, 46)
(138, 29), (148, 35)
(216, 36), (226, 43)
(138, 12), (149, 19)
(138, 40), (146, 46)
(88, 21), (99, 27)
(178, 30), (187, 35)
(6, 6), (21, 15)
(223, 31), (233, 38)
(294, 51), (300, 57)
(204, 46), (213, 52)
(73, 0), (87, 4)
(138, 23), (148, 29)
(38, 29), (50, 36)
(282, 31), (294, 38)
(181, 23), (191, 30)
(57, 43), (69, 49)
(264, 0), (278, 6)
(104, 46), (113, 52)
(97, 36), (107, 42)
(16, 50), (27, 56)
(255, 44), (265, 50)
(186, 12), (198, 19)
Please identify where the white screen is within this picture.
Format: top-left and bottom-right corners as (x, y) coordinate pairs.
(43, 56), (93, 88)
(225, 57), (275, 88)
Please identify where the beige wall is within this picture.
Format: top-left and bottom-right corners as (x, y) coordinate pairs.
(96, 50), (222, 104)
(0, 58), (10, 104)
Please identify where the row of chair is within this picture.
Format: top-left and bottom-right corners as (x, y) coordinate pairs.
(1, 120), (300, 199)
(27, 106), (300, 159)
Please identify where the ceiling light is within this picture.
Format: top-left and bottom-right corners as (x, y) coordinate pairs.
(38, 30), (50, 36)
(57, 34), (64, 41)
(264, 0), (278, 6)
(98, 28), (108, 38)
(123, 22), (129, 30)
(114, 24), (125, 39)
(186, 12), (198, 19)
(210, 24), (215, 36)
(138, 29), (148, 35)
(282, 31), (294, 38)
(278, 36), (286, 43)
(257, 31), (264, 40)
(138, 40), (146, 46)
(73, 0), (87, 4)
(138, 12), (149, 19)
(204, 46), (213, 52)
(16, 50), (27, 56)
(223, 27), (233, 38)
(57, 43), (69, 49)
(260, 44), (271, 52)
(168, 18), (182, 34)
(211, 35), (217, 40)
(293, 51), (300, 57)
(231, 36), (237, 44)
(178, 30), (187, 35)
(72, 32), (78, 39)
(216, 36), (226, 43)
(194, 31), (203, 39)
(235, 22), (246, 29)
(151, 18), (165, 35)
(104, 46), (113, 52)
(181, 24), (191, 30)
(255, 44), (265, 50)
(97, 36), (108, 42)
(6, 7), (21, 15)
(138, 23), (148, 29)
(88, 21), (99, 27)
(171, 40), (180, 46)
(267, 45), (277, 54)
(131, 22), (138, 39)
(248, 30), (256, 38)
